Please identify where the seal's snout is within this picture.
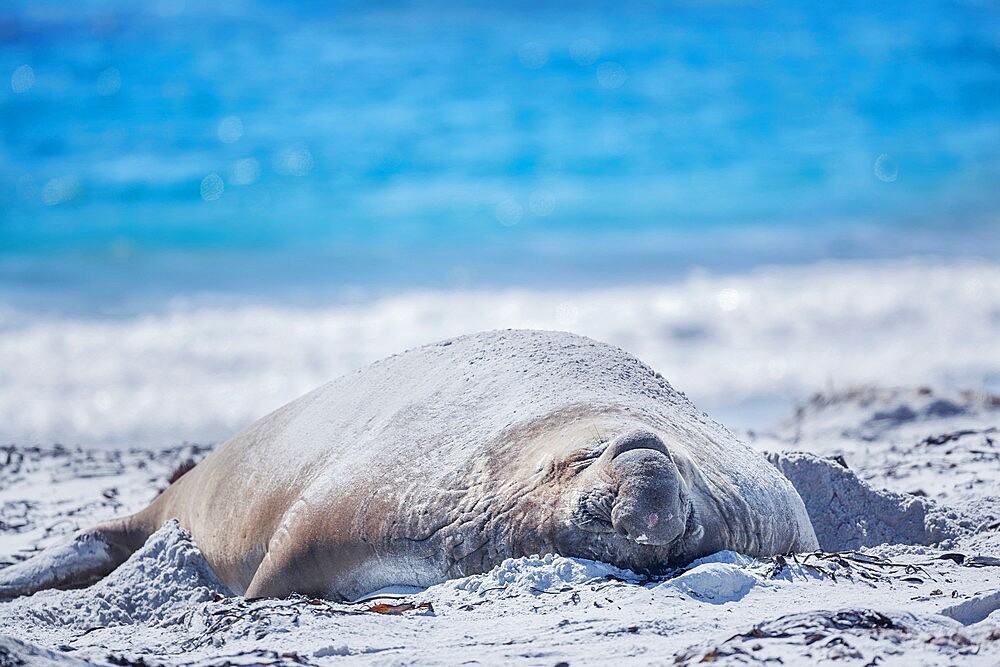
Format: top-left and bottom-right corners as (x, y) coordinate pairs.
(570, 429), (692, 545)
(608, 445), (689, 547)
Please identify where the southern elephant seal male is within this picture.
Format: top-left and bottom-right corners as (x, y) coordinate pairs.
(0, 330), (818, 601)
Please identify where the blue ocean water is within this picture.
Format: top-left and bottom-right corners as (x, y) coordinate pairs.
(1, 0), (998, 312)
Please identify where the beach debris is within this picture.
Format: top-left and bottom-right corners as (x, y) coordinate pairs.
(673, 609), (978, 666)
(919, 428), (996, 447)
(364, 602), (434, 615)
(755, 550), (942, 588)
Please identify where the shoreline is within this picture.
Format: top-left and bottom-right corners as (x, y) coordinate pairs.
(1, 258), (997, 447)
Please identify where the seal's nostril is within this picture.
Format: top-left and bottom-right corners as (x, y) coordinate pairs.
(647, 512), (659, 527)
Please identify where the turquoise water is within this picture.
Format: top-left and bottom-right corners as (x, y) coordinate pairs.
(1, 0), (998, 310)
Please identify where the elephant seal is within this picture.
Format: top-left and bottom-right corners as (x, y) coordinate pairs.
(0, 330), (818, 601)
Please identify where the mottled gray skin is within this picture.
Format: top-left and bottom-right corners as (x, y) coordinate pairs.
(0, 330), (818, 601)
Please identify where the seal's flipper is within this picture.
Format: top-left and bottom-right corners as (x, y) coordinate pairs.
(0, 518), (148, 599)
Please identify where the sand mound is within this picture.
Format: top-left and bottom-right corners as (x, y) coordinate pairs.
(769, 451), (966, 550)
(0, 520), (228, 631)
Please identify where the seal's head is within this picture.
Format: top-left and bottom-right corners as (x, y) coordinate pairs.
(569, 429), (696, 549)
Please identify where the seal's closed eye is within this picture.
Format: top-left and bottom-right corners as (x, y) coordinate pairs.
(561, 442), (610, 475)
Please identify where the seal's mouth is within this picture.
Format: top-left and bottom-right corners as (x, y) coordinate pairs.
(680, 500), (702, 543)
(620, 499), (696, 547)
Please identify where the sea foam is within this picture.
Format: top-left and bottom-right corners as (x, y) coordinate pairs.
(1, 259), (996, 446)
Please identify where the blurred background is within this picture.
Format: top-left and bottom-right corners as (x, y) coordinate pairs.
(1, 0), (998, 446)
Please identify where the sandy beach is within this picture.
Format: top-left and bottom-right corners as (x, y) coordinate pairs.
(1, 379), (997, 665)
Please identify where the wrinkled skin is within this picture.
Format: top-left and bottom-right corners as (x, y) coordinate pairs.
(234, 422), (723, 599)
(299, 420), (807, 602)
